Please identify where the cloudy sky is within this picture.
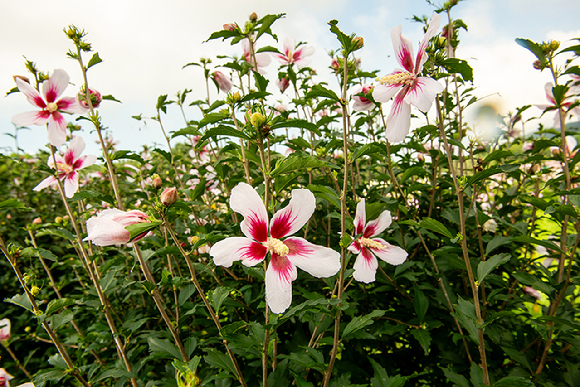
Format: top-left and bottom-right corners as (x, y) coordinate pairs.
(1, 0), (579, 155)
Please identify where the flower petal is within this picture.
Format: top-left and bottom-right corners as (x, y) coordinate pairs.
(372, 82), (402, 104)
(12, 110), (50, 127)
(15, 77), (46, 108)
(230, 183), (269, 242)
(57, 96), (83, 113)
(363, 209), (392, 238)
(47, 112), (68, 147)
(385, 91), (412, 143)
(33, 176), (58, 192)
(348, 239), (362, 254)
(210, 237), (268, 267)
(415, 12), (441, 73)
(73, 154), (97, 170)
(354, 198), (366, 235)
(265, 253), (297, 314)
(284, 237), (340, 278)
(270, 189), (315, 239)
(370, 238), (408, 265)
(84, 215), (131, 246)
(352, 247), (378, 283)
(64, 171), (79, 198)
(43, 69), (70, 103)
(64, 136), (86, 165)
(391, 25), (415, 73)
(404, 77), (444, 112)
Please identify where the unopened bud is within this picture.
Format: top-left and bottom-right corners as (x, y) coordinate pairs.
(32, 217), (42, 225)
(78, 87), (102, 109)
(31, 286), (40, 296)
(249, 12), (258, 22)
(13, 75), (30, 84)
(352, 36), (364, 50)
(55, 216), (64, 224)
(24, 326), (31, 333)
(223, 23), (238, 32)
(549, 40), (560, 51)
(23, 275), (32, 283)
(151, 175), (162, 189)
(250, 112), (266, 127)
(227, 91), (241, 105)
(417, 153), (425, 162)
(160, 187), (178, 206)
(533, 60), (542, 70)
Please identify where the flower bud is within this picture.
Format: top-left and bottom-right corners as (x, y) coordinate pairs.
(160, 187), (178, 206)
(32, 217), (42, 225)
(25, 326), (31, 333)
(533, 60), (542, 70)
(417, 153), (425, 162)
(31, 286), (40, 296)
(55, 216), (64, 224)
(13, 75), (30, 84)
(227, 91), (241, 105)
(249, 12), (258, 22)
(352, 36), (364, 51)
(151, 175), (162, 189)
(78, 87), (102, 109)
(549, 40), (560, 51)
(330, 58), (340, 72)
(277, 76), (290, 93)
(250, 112), (266, 127)
(223, 23), (238, 32)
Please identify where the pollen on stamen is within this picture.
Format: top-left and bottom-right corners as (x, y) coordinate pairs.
(359, 237), (385, 250)
(46, 102), (59, 112)
(376, 72), (414, 86)
(264, 237), (289, 257)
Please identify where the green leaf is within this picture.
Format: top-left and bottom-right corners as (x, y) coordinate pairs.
(307, 185), (341, 208)
(520, 195), (550, 211)
(328, 19), (353, 53)
(148, 337), (183, 360)
(110, 150), (145, 165)
(442, 368), (470, 387)
(20, 247), (58, 262)
(270, 119), (321, 136)
(125, 220), (161, 242)
(36, 227), (76, 241)
(501, 346), (532, 371)
(401, 166), (429, 182)
(452, 297), (478, 344)
(199, 125), (249, 143)
(477, 253), (510, 282)
(413, 286), (429, 323)
(87, 52), (103, 69)
(45, 298), (77, 316)
(516, 38), (546, 65)
(210, 286), (230, 314)
(204, 348), (238, 375)
(307, 84), (340, 102)
(419, 217), (453, 238)
(468, 167), (502, 185)
(33, 369), (66, 386)
(204, 29), (240, 43)
(486, 236), (512, 255)
(240, 91), (270, 103)
(511, 272), (555, 296)
(198, 112), (229, 129)
(470, 362), (485, 387)
(102, 94), (121, 103)
(511, 235), (563, 254)
(552, 84), (569, 106)
(93, 368), (136, 382)
(441, 58), (474, 82)
(411, 329), (431, 355)
(255, 13), (285, 40)
(483, 150), (513, 163)
(0, 198), (31, 211)
(271, 154), (333, 177)
(153, 148), (172, 163)
(5, 293), (34, 312)
(492, 376), (535, 387)
(280, 298), (341, 319)
(350, 143), (384, 162)
(179, 284), (197, 306)
(342, 309), (385, 339)
(50, 309), (75, 330)
(253, 72), (269, 92)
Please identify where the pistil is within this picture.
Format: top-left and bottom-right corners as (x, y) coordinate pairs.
(264, 237), (289, 257)
(376, 72), (415, 86)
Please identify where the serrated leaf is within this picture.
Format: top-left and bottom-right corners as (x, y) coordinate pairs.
(342, 309), (385, 339)
(240, 90), (270, 103)
(204, 348), (237, 375)
(442, 368), (470, 387)
(110, 150), (145, 165)
(5, 293), (34, 312)
(511, 235), (563, 254)
(477, 253), (510, 282)
(511, 272), (555, 296)
(20, 247), (58, 262)
(210, 286), (230, 314)
(87, 52), (102, 69)
(413, 286), (429, 323)
(125, 220), (161, 241)
(50, 309), (75, 330)
(419, 217), (453, 238)
(411, 329), (431, 355)
(198, 112), (229, 129)
(307, 84), (340, 102)
(350, 143), (384, 162)
(492, 376), (535, 387)
(253, 72), (269, 92)
(33, 369), (66, 386)
(441, 58), (473, 82)
(486, 236), (512, 255)
(516, 38), (546, 65)
(308, 184), (341, 209)
(0, 198), (31, 211)
(148, 337), (183, 360)
(199, 125), (249, 143)
(93, 368), (136, 382)
(179, 284), (197, 306)
(45, 298), (77, 316)
(468, 167), (502, 185)
(271, 119), (321, 136)
(272, 154), (333, 177)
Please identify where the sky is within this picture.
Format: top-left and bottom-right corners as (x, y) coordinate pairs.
(1, 0), (579, 156)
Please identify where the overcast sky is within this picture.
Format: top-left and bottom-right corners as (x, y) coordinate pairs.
(1, 0), (579, 155)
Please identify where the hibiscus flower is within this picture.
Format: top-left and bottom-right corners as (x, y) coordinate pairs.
(373, 12), (444, 142)
(351, 84), (375, 112)
(84, 209), (154, 246)
(0, 318), (9, 341)
(12, 69), (85, 147)
(536, 82), (580, 128)
(242, 38), (271, 73)
(348, 199), (407, 283)
(210, 183), (340, 313)
(33, 136), (97, 198)
(274, 37), (314, 68)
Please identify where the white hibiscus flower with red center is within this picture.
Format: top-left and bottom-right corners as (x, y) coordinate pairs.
(348, 199), (407, 283)
(210, 183), (341, 314)
(12, 69), (86, 147)
(33, 136), (97, 198)
(373, 12), (444, 143)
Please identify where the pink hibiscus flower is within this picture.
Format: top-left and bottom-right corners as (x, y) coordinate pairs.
(242, 38), (272, 74)
(33, 136), (97, 198)
(351, 84), (375, 112)
(275, 37), (314, 68)
(12, 69), (86, 147)
(210, 183), (341, 313)
(212, 71), (232, 93)
(536, 82), (580, 128)
(373, 12), (444, 142)
(348, 199), (407, 283)
(0, 319), (9, 341)
(84, 209), (154, 246)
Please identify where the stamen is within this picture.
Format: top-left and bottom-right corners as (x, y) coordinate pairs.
(376, 72), (415, 86)
(56, 162), (73, 174)
(359, 237), (385, 250)
(264, 237), (290, 257)
(46, 102), (58, 113)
